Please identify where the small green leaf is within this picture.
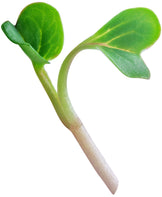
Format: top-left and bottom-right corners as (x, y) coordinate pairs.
(2, 21), (48, 66)
(1, 2), (64, 67)
(87, 8), (161, 78)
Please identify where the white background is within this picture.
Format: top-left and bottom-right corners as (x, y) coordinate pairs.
(0, 0), (162, 196)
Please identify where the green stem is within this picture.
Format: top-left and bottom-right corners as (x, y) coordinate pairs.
(57, 38), (99, 127)
(33, 65), (69, 128)
(57, 43), (88, 128)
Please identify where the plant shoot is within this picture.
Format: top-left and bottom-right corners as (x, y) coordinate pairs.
(1, 2), (161, 194)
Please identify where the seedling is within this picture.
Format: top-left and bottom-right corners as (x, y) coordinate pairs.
(1, 2), (161, 194)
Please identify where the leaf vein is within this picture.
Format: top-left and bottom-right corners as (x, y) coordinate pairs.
(106, 30), (135, 44)
(88, 42), (135, 53)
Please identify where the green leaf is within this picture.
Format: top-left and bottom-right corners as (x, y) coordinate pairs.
(1, 2), (64, 67)
(2, 21), (48, 66)
(87, 8), (161, 78)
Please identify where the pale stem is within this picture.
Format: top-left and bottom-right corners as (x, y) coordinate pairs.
(57, 42), (119, 194)
(71, 124), (118, 194)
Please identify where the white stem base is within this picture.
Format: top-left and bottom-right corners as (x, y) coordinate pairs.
(71, 124), (118, 194)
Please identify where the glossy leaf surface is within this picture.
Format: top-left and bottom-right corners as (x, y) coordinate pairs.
(2, 2), (64, 66)
(88, 8), (161, 78)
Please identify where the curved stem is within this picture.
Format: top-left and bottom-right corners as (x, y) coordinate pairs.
(57, 39), (98, 126)
(57, 43), (88, 127)
(57, 42), (119, 194)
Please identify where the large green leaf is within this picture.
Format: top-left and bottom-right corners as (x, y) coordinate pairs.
(2, 2), (64, 66)
(87, 8), (161, 78)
